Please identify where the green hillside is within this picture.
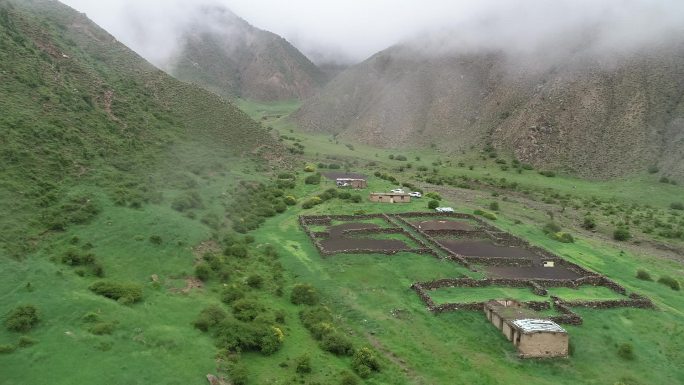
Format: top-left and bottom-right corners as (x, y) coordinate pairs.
(0, 0), (277, 258)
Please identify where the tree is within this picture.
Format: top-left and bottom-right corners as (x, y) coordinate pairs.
(427, 200), (439, 210)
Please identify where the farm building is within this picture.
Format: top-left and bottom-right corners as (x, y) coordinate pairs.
(369, 192), (411, 203)
(336, 178), (367, 189)
(484, 300), (568, 358)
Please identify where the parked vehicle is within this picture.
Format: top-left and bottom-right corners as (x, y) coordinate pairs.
(435, 207), (454, 213)
(390, 188), (406, 194)
(409, 192), (422, 198)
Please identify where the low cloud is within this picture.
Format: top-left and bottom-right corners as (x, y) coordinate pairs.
(59, 0), (684, 67)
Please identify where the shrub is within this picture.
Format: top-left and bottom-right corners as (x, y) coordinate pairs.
(195, 263), (211, 281)
(17, 336), (37, 348)
(225, 244), (248, 258)
(657, 276), (680, 291)
(340, 371), (359, 385)
(670, 202), (684, 210)
(552, 232), (575, 243)
(539, 170), (556, 177)
(635, 269), (652, 281)
(659, 176), (670, 184)
(427, 200), (439, 210)
(291, 283), (319, 306)
(394, 155), (407, 161)
(338, 192), (352, 200)
(0, 344), (16, 354)
(304, 173), (321, 185)
(425, 192), (442, 201)
(171, 191), (203, 212)
(89, 281), (143, 304)
(149, 235), (162, 245)
(352, 347), (380, 378)
(295, 353), (312, 374)
(88, 322), (116, 335)
(489, 202), (500, 211)
(304, 165), (315, 172)
(4, 305), (39, 333)
(246, 274), (263, 289)
(613, 227), (631, 241)
(221, 285), (246, 304)
(193, 305), (227, 332)
(284, 195), (297, 205)
(582, 216), (596, 230)
(617, 343), (635, 360)
(227, 362), (249, 385)
(321, 331), (354, 356)
(350, 194), (362, 203)
(543, 222), (562, 234)
(648, 165), (659, 174)
(232, 299), (266, 322)
(481, 211), (497, 220)
(214, 318), (283, 355)
(278, 173), (294, 179)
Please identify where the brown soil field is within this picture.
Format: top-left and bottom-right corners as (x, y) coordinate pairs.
(320, 222), (411, 252)
(437, 239), (536, 258)
(414, 220), (477, 231)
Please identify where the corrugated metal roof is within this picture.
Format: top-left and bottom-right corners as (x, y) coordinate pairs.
(511, 319), (566, 333)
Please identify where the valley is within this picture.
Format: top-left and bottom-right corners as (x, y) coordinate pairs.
(1, 1), (683, 385)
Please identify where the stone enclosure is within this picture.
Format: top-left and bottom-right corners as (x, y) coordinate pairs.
(300, 211), (654, 353)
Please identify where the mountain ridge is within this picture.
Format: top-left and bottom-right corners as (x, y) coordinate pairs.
(168, 6), (325, 101)
(296, 42), (684, 180)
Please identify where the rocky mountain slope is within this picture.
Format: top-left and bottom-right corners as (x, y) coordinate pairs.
(169, 6), (325, 101)
(296, 43), (684, 180)
(0, 0), (278, 257)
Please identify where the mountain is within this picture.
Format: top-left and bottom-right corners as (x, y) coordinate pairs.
(0, 0), (278, 257)
(168, 6), (325, 101)
(296, 43), (684, 180)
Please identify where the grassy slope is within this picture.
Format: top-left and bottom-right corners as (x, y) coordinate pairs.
(0, 1), (282, 384)
(239, 99), (684, 385)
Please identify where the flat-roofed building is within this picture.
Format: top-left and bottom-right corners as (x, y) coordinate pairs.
(484, 300), (569, 358)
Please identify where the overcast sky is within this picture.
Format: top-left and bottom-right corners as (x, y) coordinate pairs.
(59, 0), (684, 66)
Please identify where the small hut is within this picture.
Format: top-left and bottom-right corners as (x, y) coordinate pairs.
(369, 192), (411, 203)
(484, 300), (568, 358)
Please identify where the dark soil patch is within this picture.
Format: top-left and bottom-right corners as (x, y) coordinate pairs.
(437, 239), (535, 259)
(323, 171), (367, 180)
(485, 265), (583, 280)
(328, 222), (379, 237)
(414, 220), (477, 231)
(321, 222), (410, 252)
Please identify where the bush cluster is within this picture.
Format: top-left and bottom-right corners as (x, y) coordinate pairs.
(304, 173), (322, 185)
(4, 305), (39, 333)
(351, 347), (381, 378)
(657, 276), (680, 291)
(226, 181), (291, 233)
(89, 280), (143, 304)
(195, 302), (285, 356)
(635, 269), (652, 281)
(473, 209), (497, 220)
(290, 283), (319, 306)
(300, 306), (354, 356)
(60, 249), (105, 277)
(613, 227), (631, 241)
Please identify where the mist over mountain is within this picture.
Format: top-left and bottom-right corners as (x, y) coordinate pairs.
(294, 0), (684, 180)
(168, 6), (325, 101)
